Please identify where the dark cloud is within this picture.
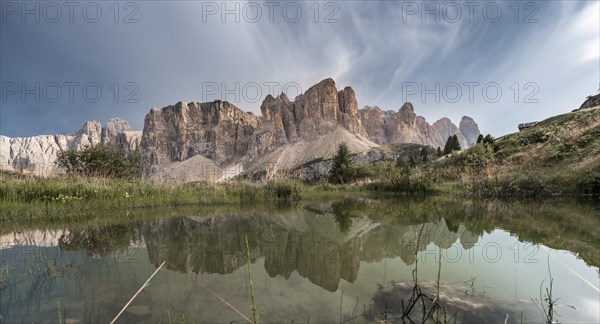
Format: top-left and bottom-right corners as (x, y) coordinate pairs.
(1, 1), (598, 137)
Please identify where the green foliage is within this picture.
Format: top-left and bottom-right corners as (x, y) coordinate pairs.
(443, 135), (461, 155)
(396, 147), (438, 168)
(466, 175), (550, 198)
(481, 134), (499, 152)
(550, 142), (576, 161)
(0, 177), (306, 223)
(453, 143), (496, 171)
(481, 134), (494, 146)
(476, 134), (484, 144)
(56, 144), (140, 179)
(263, 181), (302, 202)
(329, 143), (358, 184)
(366, 161), (435, 193)
(517, 129), (548, 146)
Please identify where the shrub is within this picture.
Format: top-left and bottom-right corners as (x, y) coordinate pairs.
(467, 175), (550, 198)
(56, 144), (140, 179)
(367, 162), (435, 193)
(265, 181), (302, 201)
(518, 129), (548, 146)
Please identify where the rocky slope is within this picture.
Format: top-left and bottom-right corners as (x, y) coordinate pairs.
(0, 119), (141, 176)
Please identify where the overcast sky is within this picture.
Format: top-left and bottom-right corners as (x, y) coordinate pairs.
(1, 0), (598, 137)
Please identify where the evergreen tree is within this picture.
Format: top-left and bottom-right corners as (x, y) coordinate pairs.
(482, 134), (498, 152)
(329, 143), (353, 184)
(482, 134), (495, 146)
(443, 136), (452, 155)
(452, 135), (461, 151)
(420, 147), (429, 163)
(437, 147), (443, 157)
(443, 135), (461, 155)
(476, 134), (484, 144)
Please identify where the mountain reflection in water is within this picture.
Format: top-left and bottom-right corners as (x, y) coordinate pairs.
(1, 197), (598, 322)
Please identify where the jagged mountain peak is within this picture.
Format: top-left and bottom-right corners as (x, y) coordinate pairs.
(1, 77), (481, 181)
(459, 116), (481, 146)
(360, 102), (480, 149)
(399, 102), (415, 113)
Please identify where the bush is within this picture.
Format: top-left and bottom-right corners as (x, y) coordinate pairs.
(467, 175), (550, 198)
(518, 130), (548, 146)
(441, 143), (495, 174)
(265, 181), (302, 201)
(367, 162), (435, 193)
(481, 134), (498, 152)
(56, 143), (140, 179)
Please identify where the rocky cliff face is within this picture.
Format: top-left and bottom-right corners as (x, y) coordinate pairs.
(458, 116), (481, 146)
(0, 118), (141, 176)
(432, 117), (470, 149)
(141, 79), (374, 180)
(359, 104), (479, 149)
(260, 78), (367, 141)
(139, 100), (259, 178)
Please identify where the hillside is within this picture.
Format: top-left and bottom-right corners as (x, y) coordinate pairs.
(438, 106), (600, 196)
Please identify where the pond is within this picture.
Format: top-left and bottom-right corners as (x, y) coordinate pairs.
(1, 197), (598, 323)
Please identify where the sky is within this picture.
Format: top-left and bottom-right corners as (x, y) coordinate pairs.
(1, 0), (598, 137)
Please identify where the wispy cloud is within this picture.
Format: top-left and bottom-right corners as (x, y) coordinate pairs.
(0, 1), (597, 137)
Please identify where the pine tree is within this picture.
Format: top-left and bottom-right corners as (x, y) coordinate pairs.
(452, 135), (461, 151)
(420, 148), (428, 163)
(483, 134), (495, 146)
(329, 143), (353, 184)
(443, 137), (452, 155)
(443, 135), (461, 155)
(476, 134), (484, 144)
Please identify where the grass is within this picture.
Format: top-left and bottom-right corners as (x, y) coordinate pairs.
(0, 173), (303, 224)
(432, 107), (600, 198)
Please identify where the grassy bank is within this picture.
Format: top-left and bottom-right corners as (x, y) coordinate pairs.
(432, 106), (600, 197)
(0, 172), (306, 223)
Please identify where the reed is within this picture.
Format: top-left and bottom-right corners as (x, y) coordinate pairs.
(246, 236), (258, 324)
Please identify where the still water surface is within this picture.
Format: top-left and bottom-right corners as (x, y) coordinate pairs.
(1, 197), (598, 323)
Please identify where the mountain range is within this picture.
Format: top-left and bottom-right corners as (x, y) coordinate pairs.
(0, 78), (480, 181)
